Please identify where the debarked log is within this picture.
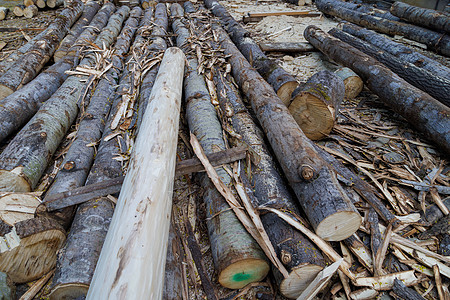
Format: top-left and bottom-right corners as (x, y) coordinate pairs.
(289, 70), (345, 140)
(214, 24), (361, 241)
(86, 47), (185, 300)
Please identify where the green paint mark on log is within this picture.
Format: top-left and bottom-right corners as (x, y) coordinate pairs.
(233, 272), (252, 282)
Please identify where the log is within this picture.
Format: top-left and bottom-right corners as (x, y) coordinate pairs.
(214, 24), (361, 241)
(0, 272), (14, 300)
(341, 23), (450, 80)
(304, 25), (450, 155)
(0, 7), (8, 20)
(315, 0), (450, 57)
(54, 1), (101, 62)
(13, 5), (25, 17)
(259, 42), (315, 53)
(390, 1), (450, 33)
(289, 70), (345, 140)
(23, 4), (38, 18)
(322, 0), (400, 21)
(23, 0), (35, 7)
(330, 27), (450, 107)
(0, 217), (65, 283)
(204, 0), (299, 106)
(243, 12), (321, 23)
(0, 5), (129, 194)
(0, 0), (84, 99)
(0, 193), (40, 226)
(36, 0), (46, 9)
(171, 4), (269, 289)
(392, 278), (425, 300)
(0, 2), (115, 144)
(86, 47), (185, 300)
(163, 218), (185, 300)
(334, 67), (363, 99)
(214, 69), (326, 298)
(47, 0), (64, 8)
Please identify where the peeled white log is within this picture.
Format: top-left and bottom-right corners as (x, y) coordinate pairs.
(86, 47), (185, 300)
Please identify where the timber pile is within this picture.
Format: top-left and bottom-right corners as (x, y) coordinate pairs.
(0, 0), (449, 299)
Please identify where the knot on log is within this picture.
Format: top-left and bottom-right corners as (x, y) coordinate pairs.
(280, 249), (292, 264)
(299, 164), (316, 181)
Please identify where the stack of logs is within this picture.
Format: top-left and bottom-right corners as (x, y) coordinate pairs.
(0, 0), (449, 299)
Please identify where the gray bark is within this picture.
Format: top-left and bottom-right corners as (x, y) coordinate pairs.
(259, 42), (315, 53)
(47, 0), (64, 8)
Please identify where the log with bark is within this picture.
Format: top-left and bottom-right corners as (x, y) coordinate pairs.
(163, 217), (185, 300)
(86, 47), (185, 300)
(213, 24), (362, 241)
(289, 70), (345, 140)
(204, 0), (299, 106)
(329, 27), (450, 107)
(341, 23), (450, 80)
(0, 5), (129, 193)
(0, 2), (115, 144)
(315, 0), (450, 57)
(171, 4), (269, 289)
(36, 0), (46, 9)
(304, 25), (450, 155)
(0, 7), (8, 20)
(54, 1), (101, 62)
(23, 0), (35, 7)
(13, 4), (25, 17)
(0, 0), (84, 99)
(334, 67), (363, 100)
(47, 0), (63, 8)
(259, 42), (315, 53)
(390, 1), (450, 33)
(23, 4), (37, 18)
(325, 0), (400, 21)
(214, 68), (326, 298)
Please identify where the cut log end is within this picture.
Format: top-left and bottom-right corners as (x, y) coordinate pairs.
(48, 283), (89, 300)
(0, 170), (32, 193)
(0, 85), (14, 101)
(0, 193), (40, 226)
(277, 81), (299, 106)
(288, 93), (335, 140)
(280, 264), (324, 299)
(218, 258), (269, 289)
(334, 67), (363, 100)
(316, 211), (362, 241)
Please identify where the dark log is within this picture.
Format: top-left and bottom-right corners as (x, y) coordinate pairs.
(54, 1), (101, 62)
(304, 25), (450, 155)
(47, 0), (64, 8)
(315, 0), (450, 56)
(0, 0), (84, 99)
(0, 5), (128, 194)
(214, 24), (361, 241)
(13, 5), (25, 17)
(204, 0), (299, 106)
(289, 70), (344, 140)
(23, 4), (38, 18)
(0, 7), (8, 20)
(392, 278), (425, 300)
(259, 42), (315, 53)
(390, 1), (450, 33)
(341, 23), (450, 80)
(334, 67), (364, 99)
(330, 27), (450, 107)
(419, 197), (450, 225)
(325, 0), (400, 21)
(214, 69), (326, 298)
(0, 3), (115, 144)
(171, 4), (269, 289)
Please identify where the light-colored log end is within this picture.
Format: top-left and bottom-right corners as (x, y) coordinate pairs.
(0, 193), (40, 226)
(218, 258), (269, 289)
(316, 211), (362, 241)
(0, 86), (14, 101)
(48, 283), (89, 300)
(280, 264), (324, 299)
(53, 50), (65, 62)
(334, 68), (363, 100)
(0, 170), (32, 193)
(277, 81), (299, 107)
(289, 93), (334, 140)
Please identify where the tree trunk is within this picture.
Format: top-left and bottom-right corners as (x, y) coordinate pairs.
(334, 67), (363, 99)
(214, 24), (361, 241)
(341, 23), (450, 80)
(0, 217), (65, 283)
(0, 7), (8, 20)
(0, 2), (115, 144)
(330, 28), (450, 107)
(0, 6), (129, 193)
(163, 217), (185, 300)
(47, 0), (64, 8)
(289, 70), (344, 140)
(259, 42), (315, 53)
(315, 0), (450, 57)
(305, 25), (450, 155)
(40, 7), (141, 229)
(0, 0), (84, 99)
(171, 4), (269, 289)
(36, 0), (46, 9)
(23, 0), (35, 7)
(13, 5), (25, 16)
(86, 47), (185, 300)
(214, 69), (326, 299)
(204, 0), (299, 106)
(324, 0), (400, 21)
(54, 1), (101, 62)
(390, 1), (450, 33)
(23, 4), (38, 18)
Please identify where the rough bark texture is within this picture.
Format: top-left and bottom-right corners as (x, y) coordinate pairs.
(328, 0), (400, 21)
(419, 198), (450, 225)
(315, 0), (450, 57)
(304, 25), (450, 155)
(390, 1), (450, 33)
(330, 27), (450, 107)
(0, 0), (84, 99)
(54, 1), (101, 62)
(289, 70), (344, 140)
(204, 0), (298, 106)
(341, 23), (450, 80)
(0, 272), (14, 300)
(0, 2), (115, 144)
(214, 23), (361, 241)
(280, 0), (306, 6)
(172, 4), (269, 289)
(392, 278), (425, 300)
(259, 42), (315, 53)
